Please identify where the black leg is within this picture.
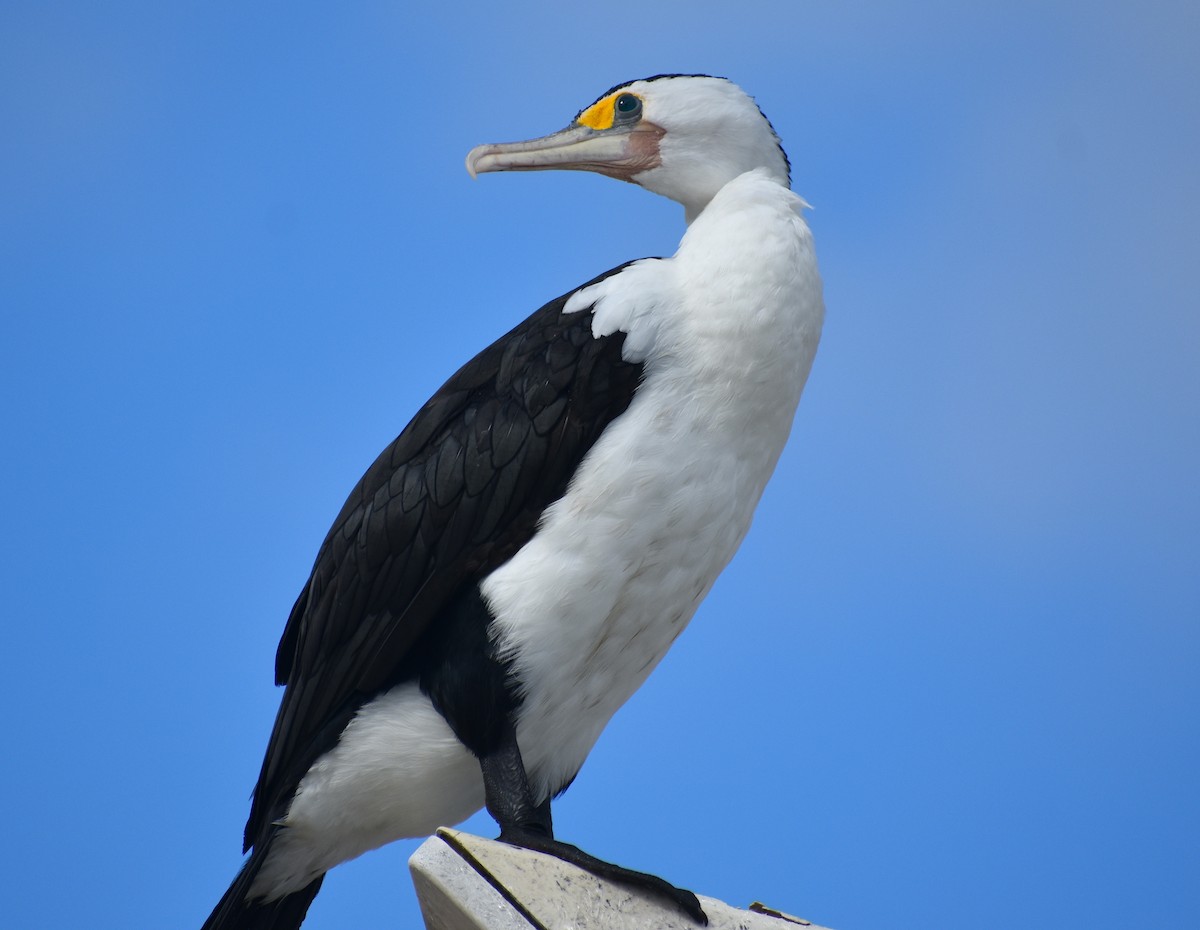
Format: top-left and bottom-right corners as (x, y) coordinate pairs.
(478, 725), (707, 925)
(480, 729), (554, 839)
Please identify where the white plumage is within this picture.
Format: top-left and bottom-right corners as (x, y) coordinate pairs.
(208, 75), (824, 928)
(259, 160), (822, 898)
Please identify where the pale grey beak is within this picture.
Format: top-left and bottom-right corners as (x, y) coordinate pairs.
(466, 123), (657, 181)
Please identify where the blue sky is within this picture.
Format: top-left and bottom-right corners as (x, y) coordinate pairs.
(2, 2), (1197, 929)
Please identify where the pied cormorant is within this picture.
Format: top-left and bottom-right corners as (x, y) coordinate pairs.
(203, 74), (824, 929)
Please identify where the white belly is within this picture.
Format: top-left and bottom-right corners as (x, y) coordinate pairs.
(483, 353), (804, 802)
(253, 682), (484, 898)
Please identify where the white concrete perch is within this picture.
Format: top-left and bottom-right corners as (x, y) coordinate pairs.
(410, 828), (834, 930)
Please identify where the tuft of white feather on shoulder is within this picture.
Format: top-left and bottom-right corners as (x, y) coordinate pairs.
(562, 259), (675, 364)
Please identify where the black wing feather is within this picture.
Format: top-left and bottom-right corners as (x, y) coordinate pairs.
(245, 263), (643, 851)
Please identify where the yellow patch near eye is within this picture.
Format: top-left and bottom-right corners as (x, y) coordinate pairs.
(577, 94), (618, 131)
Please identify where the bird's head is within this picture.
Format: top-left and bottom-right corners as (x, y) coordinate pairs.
(466, 74), (791, 223)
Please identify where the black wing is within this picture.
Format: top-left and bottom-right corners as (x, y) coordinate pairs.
(244, 264), (644, 850)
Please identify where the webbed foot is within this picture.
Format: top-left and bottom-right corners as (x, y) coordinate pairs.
(498, 827), (707, 925)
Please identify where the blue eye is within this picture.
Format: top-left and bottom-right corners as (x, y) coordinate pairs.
(614, 94), (642, 120)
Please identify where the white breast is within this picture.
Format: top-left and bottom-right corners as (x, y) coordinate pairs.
(484, 169), (824, 801)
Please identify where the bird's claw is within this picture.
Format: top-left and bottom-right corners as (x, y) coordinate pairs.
(496, 828), (707, 924)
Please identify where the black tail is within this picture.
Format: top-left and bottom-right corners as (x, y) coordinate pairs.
(202, 835), (324, 930)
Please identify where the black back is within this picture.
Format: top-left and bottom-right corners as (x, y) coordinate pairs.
(244, 263), (644, 851)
